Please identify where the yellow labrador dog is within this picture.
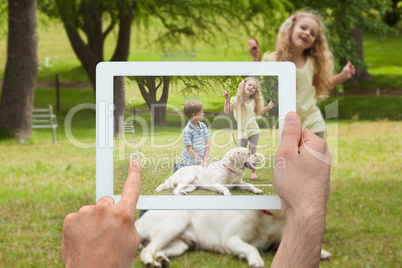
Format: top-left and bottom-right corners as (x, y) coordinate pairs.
(156, 147), (263, 195)
(136, 210), (332, 267)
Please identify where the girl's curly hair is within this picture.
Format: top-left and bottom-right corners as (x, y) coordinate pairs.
(236, 77), (264, 116)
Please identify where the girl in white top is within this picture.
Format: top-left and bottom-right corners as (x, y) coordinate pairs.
(248, 10), (355, 137)
(224, 77), (274, 180)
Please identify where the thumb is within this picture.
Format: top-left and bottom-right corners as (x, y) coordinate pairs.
(279, 112), (302, 156)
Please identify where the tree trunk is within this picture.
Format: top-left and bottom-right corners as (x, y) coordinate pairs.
(56, 0), (133, 96)
(137, 76), (171, 126)
(343, 25), (373, 84)
(0, 0), (38, 142)
(151, 105), (167, 126)
(113, 76), (125, 138)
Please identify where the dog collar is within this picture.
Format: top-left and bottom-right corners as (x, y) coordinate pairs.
(260, 210), (271, 215)
(223, 164), (235, 173)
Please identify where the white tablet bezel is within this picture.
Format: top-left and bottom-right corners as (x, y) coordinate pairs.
(96, 62), (295, 209)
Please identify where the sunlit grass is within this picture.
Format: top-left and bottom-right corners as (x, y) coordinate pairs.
(361, 31), (402, 89)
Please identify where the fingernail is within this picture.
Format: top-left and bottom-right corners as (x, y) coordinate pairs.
(285, 112), (298, 125)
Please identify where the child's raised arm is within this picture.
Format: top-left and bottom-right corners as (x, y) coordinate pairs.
(261, 101), (275, 114)
(248, 38), (261, 61)
(223, 90), (234, 114)
(329, 61), (356, 89)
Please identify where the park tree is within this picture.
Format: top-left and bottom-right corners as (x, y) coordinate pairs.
(39, 0), (288, 94)
(40, 0), (289, 127)
(0, 0), (38, 142)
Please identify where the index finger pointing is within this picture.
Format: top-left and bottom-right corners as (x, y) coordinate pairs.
(119, 158), (142, 217)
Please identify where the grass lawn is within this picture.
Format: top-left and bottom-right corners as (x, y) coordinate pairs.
(359, 31), (402, 89)
(0, 106), (400, 266)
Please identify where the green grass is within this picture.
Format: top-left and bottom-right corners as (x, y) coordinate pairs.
(318, 96), (402, 121)
(1, 109), (400, 266)
(359, 31), (402, 89)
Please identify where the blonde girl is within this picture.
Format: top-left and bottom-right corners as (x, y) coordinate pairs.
(249, 10), (355, 138)
(223, 77), (274, 180)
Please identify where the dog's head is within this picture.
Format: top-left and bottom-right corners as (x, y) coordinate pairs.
(223, 147), (259, 171)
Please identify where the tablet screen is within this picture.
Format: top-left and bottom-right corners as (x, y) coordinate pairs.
(113, 75), (279, 196)
(96, 62), (295, 209)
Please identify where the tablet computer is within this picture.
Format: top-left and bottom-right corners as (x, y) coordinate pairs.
(96, 62), (295, 209)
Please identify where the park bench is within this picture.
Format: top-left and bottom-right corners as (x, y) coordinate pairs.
(32, 105), (58, 144)
(161, 50), (196, 61)
(182, 95), (200, 105)
(161, 50), (199, 106)
(123, 121), (135, 139)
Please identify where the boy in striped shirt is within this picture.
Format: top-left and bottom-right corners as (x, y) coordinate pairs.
(179, 101), (210, 170)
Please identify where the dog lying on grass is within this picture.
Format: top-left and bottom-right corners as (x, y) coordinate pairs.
(136, 210), (332, 267)
(155, 147), (263, 195)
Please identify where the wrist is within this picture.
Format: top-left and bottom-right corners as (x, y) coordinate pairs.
(341, 70), (350, 80)
(285, 207), (327, 234)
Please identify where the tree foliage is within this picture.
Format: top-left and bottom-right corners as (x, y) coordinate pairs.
(383, 0), (402, 26)
(38, 0), (290, 94)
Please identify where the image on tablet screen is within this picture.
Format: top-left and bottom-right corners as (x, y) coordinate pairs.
(112, 75), (279, 196)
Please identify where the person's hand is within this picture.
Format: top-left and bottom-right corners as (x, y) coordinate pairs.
(267, 101), (274, 110)
(203, 157), (210, 167)
(62, 159), (142, 268)
(248, 38), (260, 60)
(198, 159), (207, 167)
(224, 90), (230, 100)
(342, 61), (356, 79)
(273, 112), (331, 218)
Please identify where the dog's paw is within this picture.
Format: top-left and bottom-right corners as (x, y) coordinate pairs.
(173, 190), (180, 195)
(320, 249), (332, 260)
(222, 191), (231, 195)
(155, 255), (171, 267)
(145, 261), (162, 268)
(253, 188), (263, 194)
(155, 185), (164, 193)
(248, 256), (264, 267)
(180, 190), (187, 195)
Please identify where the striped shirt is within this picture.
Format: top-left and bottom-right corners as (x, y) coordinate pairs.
(181, 121), (210, 166)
